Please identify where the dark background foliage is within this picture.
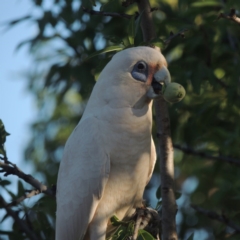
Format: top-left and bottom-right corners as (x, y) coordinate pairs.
(1, 0), (240, 239)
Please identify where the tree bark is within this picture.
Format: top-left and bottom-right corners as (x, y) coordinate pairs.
(136, 1), (178, 239)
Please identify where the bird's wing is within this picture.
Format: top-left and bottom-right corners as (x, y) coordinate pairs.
(56, 117), (110, 240)
(146, 137), (157, 185)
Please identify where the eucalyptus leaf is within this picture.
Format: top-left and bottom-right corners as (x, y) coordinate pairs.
(84, 46), (124, 61)
(0, 180), (11, 187)
(0, 120), (10, 145)
(186, 233), (194, 240)
(191, 1), (220, 7)
(137, 229), (155, 240)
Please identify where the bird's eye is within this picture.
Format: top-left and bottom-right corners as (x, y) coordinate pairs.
(137, 63), (145, 70)
(131, 61), (148, 82)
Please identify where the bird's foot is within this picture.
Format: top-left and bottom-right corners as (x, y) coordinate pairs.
(131, 207), (161, 240)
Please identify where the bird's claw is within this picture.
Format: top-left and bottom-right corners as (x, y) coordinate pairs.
(131, 207), (161, 240)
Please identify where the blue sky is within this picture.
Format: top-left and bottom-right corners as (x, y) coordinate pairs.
(0, 0), (36, 172)
(0, 0), (37, 233)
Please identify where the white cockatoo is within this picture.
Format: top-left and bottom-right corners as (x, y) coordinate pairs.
(56, 46), (173, 240)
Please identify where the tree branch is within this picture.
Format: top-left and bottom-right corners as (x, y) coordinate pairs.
(0, 159), (55, 198)
(136, 0), (156, 42)
(164, 29), (189, 45)
(173, 144), (240, 166)
(155, 120), (177, 240)
(136, 1), (178, 239)
(217, 8), (240, 25)
(82, 6), (133, 20)
(191, 204), (240, 233)
(215, 77), (228, 88)
(7, 189), (41, 207)
(0, 196), (40, 240)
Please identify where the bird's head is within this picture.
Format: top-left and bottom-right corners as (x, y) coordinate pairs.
(96, 47), (184, 109)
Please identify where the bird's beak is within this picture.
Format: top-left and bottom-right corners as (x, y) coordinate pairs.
(147, 66), (171, 99)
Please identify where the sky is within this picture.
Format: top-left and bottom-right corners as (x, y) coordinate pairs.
(0, 0), (37, 233)
(0, 1), (36, 174)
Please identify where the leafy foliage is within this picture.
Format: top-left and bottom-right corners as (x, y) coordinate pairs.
(109, 215), (155, 240)
(0, 119), (10, 157)
(1, 0), (240, 239)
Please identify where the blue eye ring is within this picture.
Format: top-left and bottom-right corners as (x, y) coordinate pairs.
(131, 61), (148, 82)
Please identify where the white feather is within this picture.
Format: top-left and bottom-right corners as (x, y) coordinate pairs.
(56, 47), (168, 240)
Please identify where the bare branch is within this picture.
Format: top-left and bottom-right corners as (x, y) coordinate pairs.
(164, 29), (189, 45)
(137, 0), (156, 42)
(82, 6), (133, 20)
(0, 196), (40, 240)
(156, 127), (177, 240)
(217, 8), (240, 25)
(215, 77), (228, 88)
(7, 189), (41, 207)
(0, 159), (55, 197)
(173, 144), (240, 166)
(191, 204), (240, 233)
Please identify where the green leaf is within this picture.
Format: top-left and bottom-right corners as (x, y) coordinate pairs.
(90, 0), (96, 6)
(82, 0), (96, 7)
(137, 229), (155, 240)
(109, 216), (155, 240)
(186, 233), (194, 240)
(191, 1), (220, 7)
(45, 64), (61, 87)
(109, 215), (135, 239)
(0, 120), (10, 145)
(5, 188), (17, 200)
(156, 185), (161, 199)
(100, 0), (118, 11)
(115, 225), (129, 239)
(127, 220), (135, 233)
(84, 45), (124, 61)
(0, 180), (11, 187)
(110, 215), (125, 227)
(0, 120), (10, 157)
(149, 38), (165, 50)
(0, 147), (6, 156)
(17, 180), (25, 197)
(175, 191), (182, 200)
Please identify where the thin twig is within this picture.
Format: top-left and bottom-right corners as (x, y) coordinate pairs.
(0, 160), (55, 197)
(0, 196), (40, 240)
(217, 8), (240, 25)
(7, 189), (41, 207)
(164, 29), (189, 45)
(191, 204), (240, 233)
(173, 144), (240, 166)
(215, 77), (228, 88)
(82, 6), (133, 20)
